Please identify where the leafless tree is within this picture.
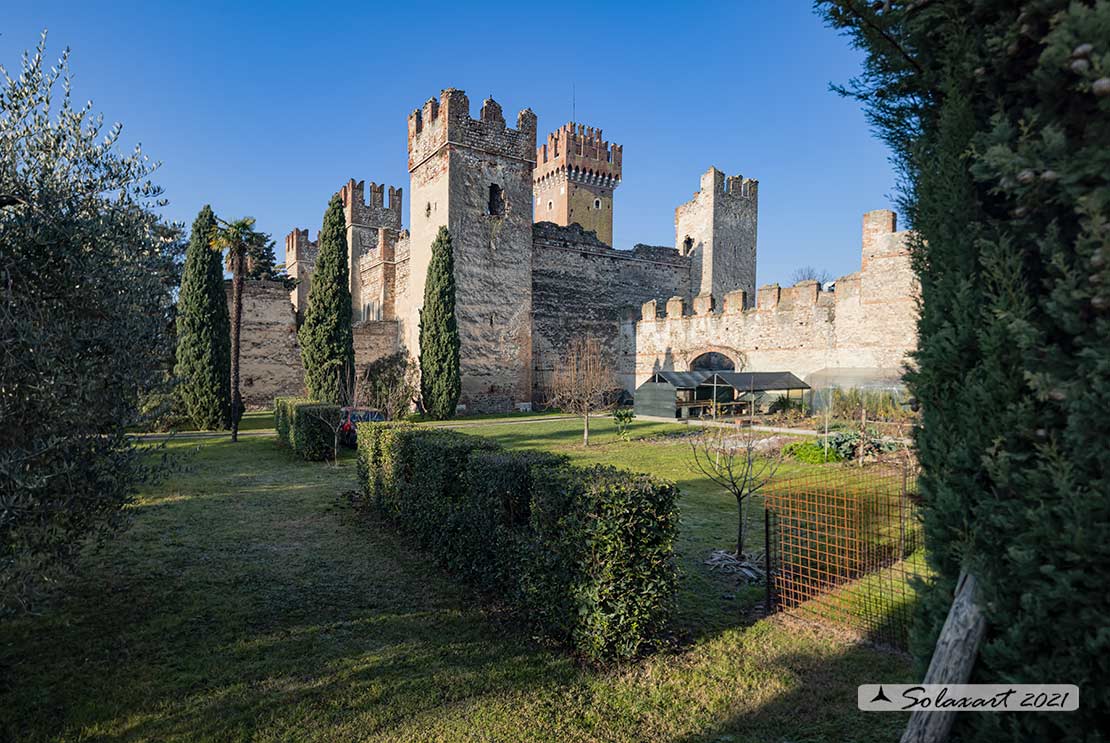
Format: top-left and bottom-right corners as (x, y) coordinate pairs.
(549, 335), (618, 446)
(789, 265), (832, 286)
(689, 422), (783, 557)
(306, 360), (363, 465)
(361, 351), (417, 421)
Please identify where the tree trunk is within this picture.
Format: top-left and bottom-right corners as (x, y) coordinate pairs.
(583, 411), (590, 446)
(736, 494), (745, 557)
(229, 252), (244, 443)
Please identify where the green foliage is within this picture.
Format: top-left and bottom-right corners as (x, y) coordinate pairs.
(354, 425), (679, 662)
(0, 36), (181, 613)
(782, 440), (843, 464)
(299, 194), (354, 405)
(272, 397), (338, 461)
(361, 351), (416, 421)
(174, 205), (231, 430)
(819, 1), (1110, 736)
(613, 408), (635, 439)
(244, 234), (295, 288)
(829, 387), (911, 423)
(419, 226), (461, 419)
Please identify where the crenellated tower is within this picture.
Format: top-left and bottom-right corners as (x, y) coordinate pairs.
(403, 88), (538, 412)
(533, 123), (622, 246)
(338, 178), (403, 320)
(675, 167), (759, 306)
(284, 228), (318, 320)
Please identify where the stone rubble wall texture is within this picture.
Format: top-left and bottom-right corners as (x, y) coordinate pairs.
(531, 221), (690, 400)
(625, 211), (918, 388)
(225, 280), (304, 408)
(247, 87), (919, 414)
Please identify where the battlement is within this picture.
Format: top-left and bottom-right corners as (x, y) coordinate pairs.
(339, 178), (403, 230)
(407, 88), (537, 171)
(534, 122), (622, 189)
(690, 167), (758, 203)
(284, 228), (318, 264)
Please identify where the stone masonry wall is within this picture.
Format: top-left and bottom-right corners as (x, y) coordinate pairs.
(226, 280), (304, 407)
(625, 210), (917, 390)
(403, 89), (538, 413)
(532, 222), (691, 400)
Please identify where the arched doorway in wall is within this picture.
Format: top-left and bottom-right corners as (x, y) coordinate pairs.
(689, 352), (735, 371)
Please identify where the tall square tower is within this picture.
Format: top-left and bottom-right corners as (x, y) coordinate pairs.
(533, 123), (622, 246)
(403, 89), (538, 412)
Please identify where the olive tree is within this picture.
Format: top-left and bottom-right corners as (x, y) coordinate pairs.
(0, 34), (181, 613)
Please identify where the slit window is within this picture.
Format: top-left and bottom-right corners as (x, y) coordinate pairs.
(488, 184), (505, 216)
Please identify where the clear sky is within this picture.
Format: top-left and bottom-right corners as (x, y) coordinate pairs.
(2, 1), (897, 287)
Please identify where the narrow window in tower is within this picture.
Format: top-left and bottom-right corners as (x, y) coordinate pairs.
(683, 236), (694, 254)
(488, 184), (505, 216)
(594, 198), (601, 210)
(547, 200), (553, 212)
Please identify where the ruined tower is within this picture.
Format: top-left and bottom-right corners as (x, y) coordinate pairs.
(533, 123), (622, 246)
(675, 167), (759, 307)
(338, 178), (403, 321)
(404, 88), (538, 412)
(284, 228), (318, 320)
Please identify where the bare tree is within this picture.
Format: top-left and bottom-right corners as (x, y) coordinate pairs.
(789, 265), (832, 286)
(361, 351), (417, 421)
(689, 422), (783, 557)
(306, 360), (363, 464)
(549, 335), (618, 446)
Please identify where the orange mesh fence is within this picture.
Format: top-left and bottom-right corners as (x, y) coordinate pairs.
(764, 463), (926, 650)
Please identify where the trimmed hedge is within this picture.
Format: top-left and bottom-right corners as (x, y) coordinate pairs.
(354, 422), (680, 662)
(273, 396), (340, 461)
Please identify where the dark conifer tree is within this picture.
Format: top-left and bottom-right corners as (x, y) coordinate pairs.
(419, 226), (461, 419)
(819, 2), (1109, 738)
(298, 194), (355, 404)
(174, 205), (231, 430)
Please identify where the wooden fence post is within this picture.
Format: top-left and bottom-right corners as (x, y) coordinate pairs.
(900, 571), (987, 743)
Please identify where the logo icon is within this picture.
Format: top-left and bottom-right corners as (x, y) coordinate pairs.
(870, 686), (892, 704)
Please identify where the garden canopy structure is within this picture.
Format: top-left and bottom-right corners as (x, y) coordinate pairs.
(634, 370), (810, 419)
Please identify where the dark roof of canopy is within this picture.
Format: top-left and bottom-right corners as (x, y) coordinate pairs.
(643, 370), (712, 389)
(706, 371), (810, 392)
(641, 370), (810, 392)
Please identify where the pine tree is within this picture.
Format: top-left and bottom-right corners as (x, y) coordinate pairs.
(299, 194), (355, 404)
(174, 205), (231, 430)
(819, 2), (1110, 738)
(419, 226), (461, 419)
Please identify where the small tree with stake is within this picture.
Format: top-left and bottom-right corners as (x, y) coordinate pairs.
(689, 417), (782, 558)
(549, 335), (617, 447)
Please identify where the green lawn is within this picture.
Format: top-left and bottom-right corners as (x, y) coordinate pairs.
(2, 417), (913, 742)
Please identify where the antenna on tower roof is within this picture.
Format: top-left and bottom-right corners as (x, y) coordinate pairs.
(572, 82), (576, 122)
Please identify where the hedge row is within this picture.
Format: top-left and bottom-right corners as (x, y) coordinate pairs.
(273, 396), (340, 461)
(354, 423), (680, 662)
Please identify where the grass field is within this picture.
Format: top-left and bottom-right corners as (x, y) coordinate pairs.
(2, 416), (913, 742)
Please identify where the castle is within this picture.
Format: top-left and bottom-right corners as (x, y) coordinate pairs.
(232, 88), (917, 411)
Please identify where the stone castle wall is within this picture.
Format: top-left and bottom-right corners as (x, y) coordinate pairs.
(225, 280), (304, 407)
(531, 222), (691, 400)
(624, 211), (917, 388)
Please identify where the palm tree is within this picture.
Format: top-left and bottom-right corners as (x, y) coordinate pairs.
(211, 217), (271, 442)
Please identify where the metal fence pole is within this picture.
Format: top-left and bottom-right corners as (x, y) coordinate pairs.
(765, 507), (774, 613)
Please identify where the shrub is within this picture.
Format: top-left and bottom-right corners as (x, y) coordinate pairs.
(524, 465), (680, 661)
(273, 397), (339, 461)
(783, 440), (842, 464)
(355, 424), (679, 662)
(613, 407), (635, 439)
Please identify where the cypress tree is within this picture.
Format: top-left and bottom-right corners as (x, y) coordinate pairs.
(299, 194), (355, 404)
(174, 205), (231, 430)
(419, 226), (461, 419)
(820, 2), (1110, 737)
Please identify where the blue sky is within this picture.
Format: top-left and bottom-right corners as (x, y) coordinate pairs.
(2, 1), (897, 287)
